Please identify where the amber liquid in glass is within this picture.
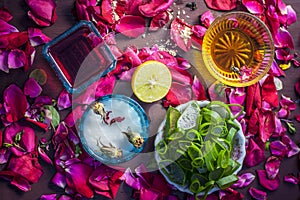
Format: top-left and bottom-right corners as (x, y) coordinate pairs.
(207, 19), (264, 76)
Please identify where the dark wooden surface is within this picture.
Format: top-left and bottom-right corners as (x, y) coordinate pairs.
(0, 0), (300, 199)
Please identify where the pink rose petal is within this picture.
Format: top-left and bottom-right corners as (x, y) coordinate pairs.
(244, 138), (265, 167)
(269, 140), (288, 157)
(0, 19), (18, 34)
(0, 7), (13, 22)
(25, 0), (57, 26)
(274, 27), (294, 49)
(200, 10), (214, 28)
(38, 146), (53, 165)
(281, 134), (300, 158)
(256, 169), (280, 191)
(149, 10), (171, 31)
(57, 89), (72, 110)
(191, 25), (207, 50)
(28, 27), (51, 46)
(24, 77), (42, 98)
(232, 172), (255, 188)
(3, 123), (36, 156)
(283, 174), (299, 184)
(139, 0), (173, 17)
(170, 17), (192, 52)
(40, 194), (57, 200)
(7, 153), (43, 183)
(204, 0), (237, 11)
(243, 1), (264, 14)
(269, 60), (285, 77)
(115, 15), (146, 38)
(4, 84), (28, 122)
(65, 163), (94, 198)
(265, 156), (281, 179)
(163, 82), (192, 107)
(0, 31), (28, 49)
(249, 187), (267, 200)
(192, 76), (207, 101)
(75, 0), (97, 21)
(89, 164), (124, 199)
(101, 0), (126, 24)
(95, 75), (116, 98)
(285, 5), (297, 25)
(261, 75), (278, 108)
(0, 50), (9, 73)
(8, 49), (26, 69)
(52, 172), (67, 189)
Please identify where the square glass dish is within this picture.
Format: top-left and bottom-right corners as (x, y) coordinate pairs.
(43, 20), (116, 93)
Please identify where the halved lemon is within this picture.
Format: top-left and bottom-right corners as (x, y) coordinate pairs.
(131, 60), (172, 103)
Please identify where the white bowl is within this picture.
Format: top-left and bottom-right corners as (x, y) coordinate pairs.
(154, 100), (246, 195)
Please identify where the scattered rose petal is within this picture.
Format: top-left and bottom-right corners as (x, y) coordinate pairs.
(281, 134), (300, 157)
(243, 1), (264, 14)
(38, 146), (53, 165)
(218, 188), (244, 200)
(208, 81), (227, 102)
(28, 27), (51, 46)
(52, 172), (67, 189)
(65, 162), (94, 198)
(89, 164), (123, 199)
(244, 138), (265, 167)
(232, 173), (255, 188)
(25, 0), (57, 26)
(269, 140), (288, 158)
(40, 194), (57, 200)
(3, 84), (27, 122)
(204, 0), (237, 11)
(101, 0), (126, 24)
(200, 10), (214, 28)
(256, 169), (280, 191)
(139, 0), (173, 17)
(0, 50), (9, 73)
(0, 7), (13, 22)
(191, 25), (207, 50)
(95, 75), (116, 98)
(7, 153), (44, 183)
(265, 156), (281, 179)
(3, 123), (36, 156)
(283, 174), (299, 184)
(163, 82), (193, 107)
(115, 15), (146, 38)
(0, 19), (18, 34)
(8, 49), (26, 69)
(75, 0), (97, 21)
(170, 17), (192, 52)
(24, 77), (42, 98)
(149, 10), (171, 31)
(285, 5), (297, 25)
(176, 57), (191, 70)
(269, 60), (285, 77)
(249, 187), (267, 200)
(0, 31), (28, 49)
(261, 75), (278, 108)
(57, 89), (72, 110)
(274, 27), (294, 49)
(192, 75), (207, 100)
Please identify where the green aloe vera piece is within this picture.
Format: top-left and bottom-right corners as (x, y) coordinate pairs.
(164, 106), (181, 137)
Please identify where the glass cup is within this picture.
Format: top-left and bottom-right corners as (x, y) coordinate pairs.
(43, 20), (116, 93)
(202, 12), (274, 87)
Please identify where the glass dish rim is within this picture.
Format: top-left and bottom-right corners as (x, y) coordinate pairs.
(202, 11), (275, 87)
(78, 94), (150, 165)
(42, 20), (117, 94)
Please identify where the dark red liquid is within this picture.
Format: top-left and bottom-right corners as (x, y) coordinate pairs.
(48, 25), (111, 87)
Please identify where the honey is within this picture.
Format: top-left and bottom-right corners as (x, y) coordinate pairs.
(202, 12), (274, 87)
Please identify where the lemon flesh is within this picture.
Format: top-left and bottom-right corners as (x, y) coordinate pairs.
(131, 60), (172, 103)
